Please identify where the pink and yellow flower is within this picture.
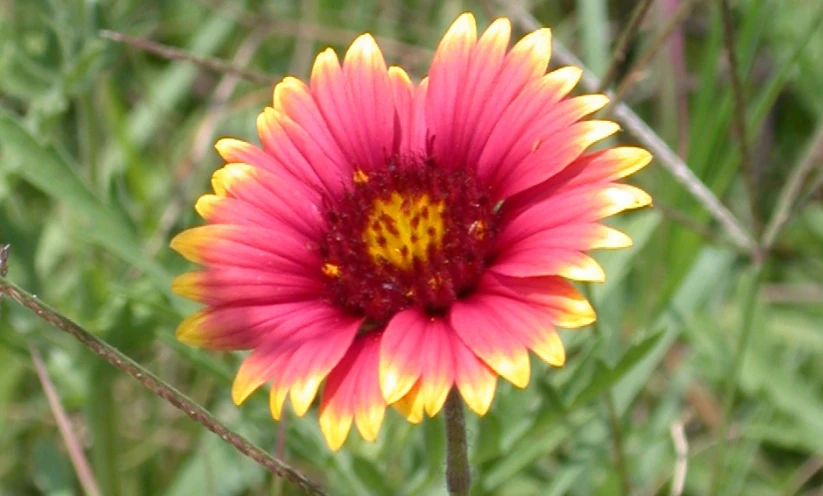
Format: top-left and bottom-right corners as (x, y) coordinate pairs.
(172, 13), (651, 450)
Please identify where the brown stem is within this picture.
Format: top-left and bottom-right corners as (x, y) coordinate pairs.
(598, 0), (656, 91)
(444, 390), (471, 496)
(719, 0), (759, 236)
(99, 30), (278, 84)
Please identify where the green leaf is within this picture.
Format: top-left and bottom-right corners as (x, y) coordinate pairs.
(0, 109), (172, 294)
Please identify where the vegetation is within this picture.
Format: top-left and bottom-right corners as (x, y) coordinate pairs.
(1, 0), (822, 494)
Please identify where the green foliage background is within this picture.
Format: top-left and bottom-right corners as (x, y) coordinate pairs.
(1, 0), (822, 494)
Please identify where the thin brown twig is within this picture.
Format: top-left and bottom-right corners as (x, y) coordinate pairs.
(0, 277), (328, 496)
(608, 0), (702, 111)
(0, 244), (8, 278)
(195, 0), (431, 69)
(762, 121), (823, 251)
(598, 0), (656, 91)
(719, 0), (759, 239)
(781, 456), (823, 496)
(30, 347), (103, 496)
(99, 30), (279, 85)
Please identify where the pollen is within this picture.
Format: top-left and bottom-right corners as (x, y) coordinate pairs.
(364, 192), (445, 270)
(322, 263), (341, 278)
(353, 169), (369, 184)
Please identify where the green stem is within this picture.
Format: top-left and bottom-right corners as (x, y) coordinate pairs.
(444, 390), (471, 496)
(0, 276), (327, 496)
(89, 363), (120, 496)
(710, 264), (764, 494)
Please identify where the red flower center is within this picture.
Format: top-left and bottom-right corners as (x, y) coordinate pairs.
(320, 158), (499, 325)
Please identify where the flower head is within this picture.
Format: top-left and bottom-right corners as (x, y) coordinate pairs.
(172, 13), (651, 450)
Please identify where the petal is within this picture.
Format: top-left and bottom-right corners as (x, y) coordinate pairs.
(483, 273), (596, 329)
(392, 380), (425, 424)
(426, 13), (477, 166)
(170, 225), (321, 272)
(175, 303), (286, 350)
(310, 37), (395, 174)
(388, 65), (414, 155)
(231, 305), (361, 407)
(205, 162), (324, 240)
(214, 138), (280, 174)
(389, 66), (428, 156)
(449, 298), (531, 388)
(418, 318), (455, 416)
(464, 28), (555, 168)
(310, 48), (359, 168)
(319, 334), (386, 450)
(272, 76), (349, 176)
(342, 34), (395, 171)
(477, 91), (606, 190)
(282, 314), (362, 416)
(527, 223), (632, 250)
(257, 107), (350, 195)
(552, 147), (652, 190)
(379, 309), (427, 403)
(509, 147), (653, 212)
(492, 246), (606, 282)
(450, 18), (511, 164)
(450, 333), (497, 415)
(489, 118), (619, 200)
(499, 183), (652, 246)
(233, 346), (294, 405)
(172, 268), (322, 306)
(468, 275), (570, 367)
(269, 372), (290, 421)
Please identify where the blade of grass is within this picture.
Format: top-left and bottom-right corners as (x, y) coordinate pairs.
(576, 0), (610, 77)
(0, 110), (172, 293)
(0, 276), (328, 496)
(709, 264), (764, 494)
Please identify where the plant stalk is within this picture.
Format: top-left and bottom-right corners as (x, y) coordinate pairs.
(444, 390), (471, 496)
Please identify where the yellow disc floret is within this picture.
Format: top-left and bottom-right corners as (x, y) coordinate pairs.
(363, 192), (445, 270)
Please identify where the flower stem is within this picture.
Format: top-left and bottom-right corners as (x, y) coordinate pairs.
(444, 390), (471, 496)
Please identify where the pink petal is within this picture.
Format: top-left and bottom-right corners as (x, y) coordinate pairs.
(450, 331), (497, 415)
(506, 147), (653, 211)
(426, 13), (477, 166)
(449, 297), (531, 388)
(342, 35), (395, 171)
(172, 267), (323, 306)
(498, 182), (652, 246)
(170, 225), (321, 272)
(320, 333), (386, 450)
(463, 29), (555, 168)
(492, 244), (605, 282)
(380, 310), (455, 415)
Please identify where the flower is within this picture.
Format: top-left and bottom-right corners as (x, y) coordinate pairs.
(171, 12), (651, 450)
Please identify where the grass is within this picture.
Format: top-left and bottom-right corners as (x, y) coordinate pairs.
(2, 0), (823, 494)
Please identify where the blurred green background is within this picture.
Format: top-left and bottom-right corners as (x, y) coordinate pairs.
(2, 0), (823, 494)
